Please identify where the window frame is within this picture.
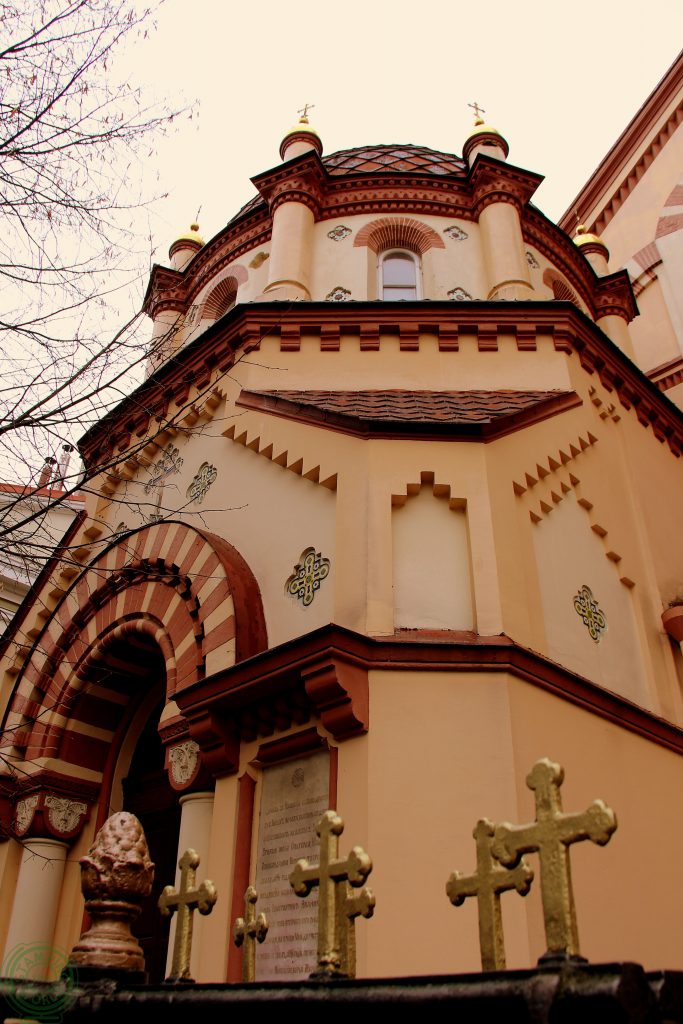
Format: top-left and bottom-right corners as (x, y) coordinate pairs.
(378, 248), (422, 300)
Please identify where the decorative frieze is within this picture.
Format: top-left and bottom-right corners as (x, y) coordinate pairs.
(327, 225), (352, 241)
(187, 462), (217, 505)
(168, 740), (201, 788)
(286, 548), (331, 607)
(14, 794), (39, 836)
(326, 286), (352, 301)
(45, 795), (88, 835)
(573, 584), (607, 641)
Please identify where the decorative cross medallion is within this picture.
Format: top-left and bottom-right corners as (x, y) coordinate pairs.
(337, 881), (375, 978)
(491, 759), (617, 962)
(289, 810), (372, 978)
(286, 547), (330, 607)
(233, 885), (268, 982)
(573, 585), (607, 641)
(447, 818), (533, 971)
(158, 849), (218, 981)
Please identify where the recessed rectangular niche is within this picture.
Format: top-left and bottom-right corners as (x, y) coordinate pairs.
(254, 750), (330, 981)
(392, 487), (474, 630)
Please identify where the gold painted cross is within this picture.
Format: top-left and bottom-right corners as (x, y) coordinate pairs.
(337, 881), (375, 978)
(158, 848), (218, 982)
(290, 810), (372, 978)
(447, 818), (533, 971)
(298, 103), (315, 121)
(491, 759), (617, 962)
(233, 885), (269, 982)
(468, 101), (485, 123)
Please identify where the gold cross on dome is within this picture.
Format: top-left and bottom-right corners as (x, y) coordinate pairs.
(468, 101), (485, 123)
(298, 102), (315, 122)
(491, 759), (617, 962)
(337, 881), (375, 978)
(233, 885), (269, 982)
(290, 810), (372, 978)
(159, 849), (218, 982)
(447, 818), (533, 971)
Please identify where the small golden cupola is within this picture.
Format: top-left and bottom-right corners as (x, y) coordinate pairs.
(462, 102), (509, 168)
(169, 222), (205, 272)
(280, 105), (324, 162)
(573, 221), (610, 276)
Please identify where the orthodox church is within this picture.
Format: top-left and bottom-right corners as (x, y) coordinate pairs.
(1, 50), (683, 986)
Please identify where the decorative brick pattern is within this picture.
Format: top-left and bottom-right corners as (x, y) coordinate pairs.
(354, 217), (445, 255)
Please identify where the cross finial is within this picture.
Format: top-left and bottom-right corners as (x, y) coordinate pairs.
(491, 759), (617, 962)
(290, 810), (372, 978)
(158, 849), (218, 982)
(233, 885), (268, 982)
(298, 102), (315, 122)
(447, 818), (533, 971)
(337, 881), (375, 978)
(468, 101), (485, 124)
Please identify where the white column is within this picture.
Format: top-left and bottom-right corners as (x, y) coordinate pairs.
(165, 791), (214, 980)
(3, 839), (68, 979)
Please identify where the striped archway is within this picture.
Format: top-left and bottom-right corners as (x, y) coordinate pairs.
(0, 520), (266, 785)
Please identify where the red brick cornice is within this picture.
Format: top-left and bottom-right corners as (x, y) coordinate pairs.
(174, 624), (683, 779)
(559, 51), (683, 234)
(252, 152), (326, 216)
(79, 301), (683, 467)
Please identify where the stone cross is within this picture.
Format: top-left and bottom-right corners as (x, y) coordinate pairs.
(447, 818), (533, 971)
(158, 849), (218, 982)
(491, 758), (617, 961)
(290, 810), (372, 978)
(337, 881), (375, 978)
(468, 101), (485, 122)
(233, 885), (268, 982)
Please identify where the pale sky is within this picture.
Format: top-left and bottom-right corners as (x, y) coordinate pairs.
(123, 0), (683, 274)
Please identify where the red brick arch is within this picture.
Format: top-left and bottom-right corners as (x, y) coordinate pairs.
(353, 217), (445, 255)
(1, 521), (266, 781)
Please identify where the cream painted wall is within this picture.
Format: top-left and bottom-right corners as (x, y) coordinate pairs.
(532, 491), (650, 707)
(392, 487), (474, 631)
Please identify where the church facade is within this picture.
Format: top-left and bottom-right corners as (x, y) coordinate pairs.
(2, 64), (683, 984)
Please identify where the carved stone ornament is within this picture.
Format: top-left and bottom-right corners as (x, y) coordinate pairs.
(448, 286), (473, 301)
(526, 250), (540, 269)
(286, 547), (331, 607)
(144, 442), (184, 494)
(327, 225), (352, 241)
(186, 462), (218, 505)
(168, 740), (200, 787)
(573, 584), (607, 642)
(444, 225), (468, 241)
(45, 795), (88, 835)
(70, 812), (155, 977)
(14, 794), (39, 836)
(326, 286), (352, 301)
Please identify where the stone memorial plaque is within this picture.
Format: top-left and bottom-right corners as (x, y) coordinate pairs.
(254, 750), (330, 980)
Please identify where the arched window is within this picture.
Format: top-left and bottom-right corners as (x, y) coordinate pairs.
(380, 250), (420, 300)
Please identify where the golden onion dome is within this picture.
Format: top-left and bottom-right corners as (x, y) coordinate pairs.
(573, 223), (608, 252)
(171, 223), (205, 249)
(463, 116), (509, 160)
(282, 113), (321, 142)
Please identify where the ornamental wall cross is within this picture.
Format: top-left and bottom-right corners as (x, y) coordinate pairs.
(158, 849), (218, 982)
(337, 881), (375, 978)
(290, 810), (372, 978)
(491, 758), (617, 961)
(233, 885), (269, 982)
(447, 818), (533, 971)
